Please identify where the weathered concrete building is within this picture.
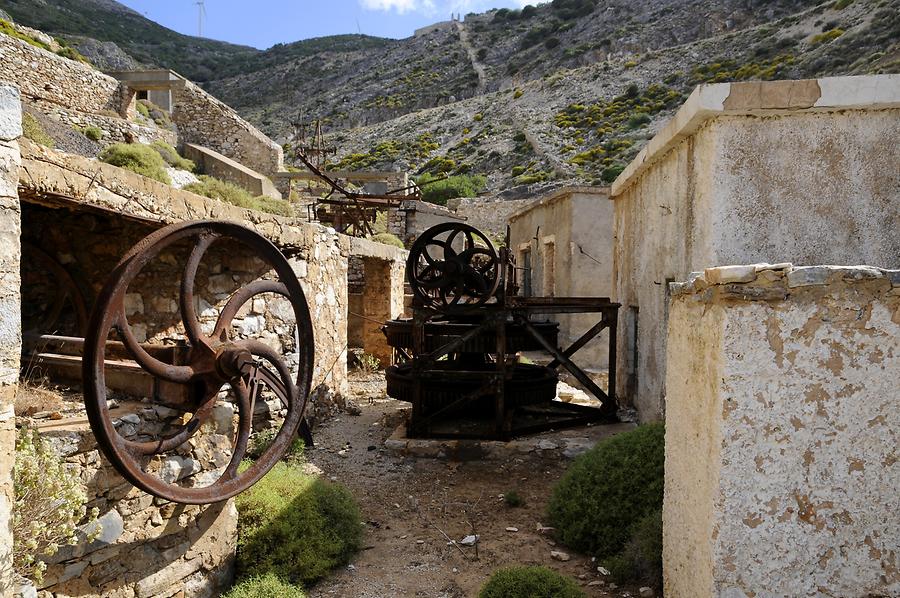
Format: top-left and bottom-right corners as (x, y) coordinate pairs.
(664, 264), (899, 597)
(507, 187), (614, 368)
(611, 74), (900, 419)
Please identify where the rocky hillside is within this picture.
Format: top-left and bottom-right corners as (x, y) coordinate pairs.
(325, 0), (898, 194)
(1, 0), (896, 196)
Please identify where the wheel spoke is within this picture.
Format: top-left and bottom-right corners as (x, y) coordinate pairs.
(181, 233), (219, 346)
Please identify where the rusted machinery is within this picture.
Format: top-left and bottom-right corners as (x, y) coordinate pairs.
(23, 221), (314, 505)
(384, 222), (619, 440)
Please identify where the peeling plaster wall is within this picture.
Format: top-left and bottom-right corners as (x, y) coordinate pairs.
(664, 265), (900, 597)
(0, 84), (21, 598)
(614, 102), (900, 420)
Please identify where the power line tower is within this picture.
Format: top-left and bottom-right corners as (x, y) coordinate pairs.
(196, 0), (206, 37)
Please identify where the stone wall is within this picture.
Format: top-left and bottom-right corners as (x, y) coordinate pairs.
(0, 84), (22, 597)
(29, 419), (237, 598)
(611, 75), (900, 420)
(391, 200), (465, 247)
(171, 81), (283, 180)
(449, 196), (534, 240)
(664, 263), (900, 597)
(0, 33), (131, 117)
(183, 143), (281, 199)
(27, 102), (176, 148)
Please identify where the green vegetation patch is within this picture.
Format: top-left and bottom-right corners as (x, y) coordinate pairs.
(416, 173), (486, 205)
(0, 20), (91, 64)
(223, 573), (306, 598)
(370, 232), (405, 248)
(75, 125), (103, 142)
(689, 54), (795, 84)
(811, 28), (845, 45)
(22, 112), (55, 148)
(235, 462), (362, 585)
(329, 133), (439, 172)
(150, 140), (195, 171)
(99, 142), (171, 184)
(184, 175), (294, 217)
(548, 423), (664, 585)
(479, 566), (586, 598)
(604, 509), (663, 587)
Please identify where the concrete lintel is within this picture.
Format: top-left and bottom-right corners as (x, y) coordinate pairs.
(107, 69), (186, 90)
(611, 74), (900, 197)
(348, 236), (408, 262)
(508, 185), (609, 222)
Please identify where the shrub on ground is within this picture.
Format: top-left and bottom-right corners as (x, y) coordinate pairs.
(603, 509), (663, 587)
(99, 142), (171, 184)
(503, 490), (524, 507)
(416, 173), (486, 205)
(137, 100), (174, 129)
(150, 140), (195, 171)
(14, 428), (100, 583)
(22, 113), (55, 148)
(235, 462), (362, 585)
(223, 573), (306, 598)
(370, 232), (405, 248)
(184, 175), (294, 217)
(76, 125), (103, 142)
(478, 566), (586, 598)
(548, 422), (664, 560)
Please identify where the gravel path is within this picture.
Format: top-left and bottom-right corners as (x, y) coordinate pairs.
(305, 371), (645, 598)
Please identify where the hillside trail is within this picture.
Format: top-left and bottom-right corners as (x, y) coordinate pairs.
(456, 21), (487, 94)
(305, 371), (644, 598)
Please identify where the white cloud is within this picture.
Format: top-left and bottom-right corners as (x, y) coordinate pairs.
(360, 0), (426, 14)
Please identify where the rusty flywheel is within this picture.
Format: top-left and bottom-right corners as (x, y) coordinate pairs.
(82, 221), (314, 504)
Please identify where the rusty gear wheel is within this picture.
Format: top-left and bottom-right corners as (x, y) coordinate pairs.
(82, 221), (314, 504)
(407, 222), (500, 310)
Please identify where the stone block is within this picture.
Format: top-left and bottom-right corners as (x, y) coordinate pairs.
(704, 265), (757, 285)
(0, 84), (22, 141)
(786, 266), (834, 288)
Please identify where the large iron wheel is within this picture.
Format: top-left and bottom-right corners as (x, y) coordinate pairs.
(407, 223), (500, 310)
(82, 221), (314, 504)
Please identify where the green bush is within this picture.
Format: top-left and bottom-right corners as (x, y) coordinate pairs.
(150, 140), (195, 171)
(627, 112), (652, 129)
(99, 143), (171, 184)
(416, 173), (486, 206)
(811, 28), (844, 45)
(76, 125), (103, 142)
(184, 175), (294, 217)
(247, 429), (305, 462)
(135, 101), (151, 118)
(236, 462), (362, 585)
(0, 19), (51, 51)
(503, 490), (524, 508)
(479, 566), (586, 598)
(601, 164), (625, 184)
(370, 232), (405, 248)
(14, 428), (100, 583)
(55, 46), (91, 64)
(223, 573), (306, 598)
(548, 423), (664, 559)
(832, 0), (854, 8)
(603, 509), (662, 587)
(22, 113), (54, 148)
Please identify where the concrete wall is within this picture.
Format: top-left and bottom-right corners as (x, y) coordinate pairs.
(0, 84), (22, 597)
(664, 263), (900, 597)
(508, 187), (614, 369)
(172, 81), (283, 180)
(611, 75), (900, 420)
(183, 143), (281, 199)
(0, 33), (132, 117)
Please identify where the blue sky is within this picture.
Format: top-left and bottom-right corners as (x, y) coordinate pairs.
(119, 0), (533, 49)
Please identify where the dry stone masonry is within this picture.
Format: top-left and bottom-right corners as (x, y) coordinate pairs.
(664, 263), (900, 597)
(0, 83), (22, 598)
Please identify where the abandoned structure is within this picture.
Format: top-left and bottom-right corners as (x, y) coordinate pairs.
(383, 222), (618, 440)
(611, 75), (900, 419)
(0, 10), (897, 596)
(507, 186), (613, 369)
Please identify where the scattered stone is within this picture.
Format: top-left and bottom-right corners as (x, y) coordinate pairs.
(536, 523), (555, 534)
(597, 566), (611, 575)
(367, 445), (377, 451)
(537, 439), (558, 450)
(639, 587), (654, 597)
(550, 550), (570, 562)
(107, 399), (119, 410)
(459, 535), (479, 546)
(452, 568), (459, 573)
(337, 450), (349, 458)
(588, 580), (604, 587)
(505, 527), (519, 532)
(345, 400), (363, 416)
(416, 540), (425, 545)
(400, 535), (407, 539)
(347, 564), (356, 571)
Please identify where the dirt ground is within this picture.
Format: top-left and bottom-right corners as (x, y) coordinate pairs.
(305, 371), (648, 598)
